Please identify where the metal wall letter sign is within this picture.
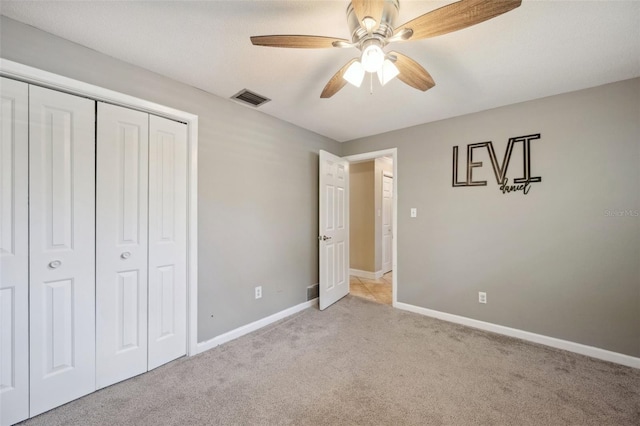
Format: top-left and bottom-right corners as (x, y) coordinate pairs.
(452, 134), (541, 195)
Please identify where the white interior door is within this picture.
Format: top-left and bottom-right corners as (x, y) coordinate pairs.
(147, 115), (187, 370)
(0, 77), (29, 426)
(96, 102), (149, 389)
(381, 174), (393, 274)
(318, 150), (349, 310)
(28, 85), (96, 416)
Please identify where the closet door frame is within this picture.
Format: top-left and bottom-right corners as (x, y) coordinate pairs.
(0, 58), (200, 356)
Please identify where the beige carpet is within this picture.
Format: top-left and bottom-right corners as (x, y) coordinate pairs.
(21, 296), (639, 425)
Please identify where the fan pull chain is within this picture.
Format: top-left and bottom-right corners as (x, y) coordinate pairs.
(369, 72), (374, 95)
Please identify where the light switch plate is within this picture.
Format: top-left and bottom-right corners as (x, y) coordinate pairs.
(410, 208), (417, 218)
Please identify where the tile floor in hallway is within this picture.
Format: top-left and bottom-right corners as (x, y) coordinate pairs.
(349, 272), (392, 305)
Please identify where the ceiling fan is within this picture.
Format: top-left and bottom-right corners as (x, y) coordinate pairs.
(250, 0), (522, 98)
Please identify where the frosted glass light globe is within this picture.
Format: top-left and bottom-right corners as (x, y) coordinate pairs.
(361, 44), (385, 73)
(344, 61), (365, 87)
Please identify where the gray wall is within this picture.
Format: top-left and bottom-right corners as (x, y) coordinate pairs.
(0, 16), (342, 342)
(343, 78), (640, 357)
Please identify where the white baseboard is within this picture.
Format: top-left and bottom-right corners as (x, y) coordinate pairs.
(194, 298), (318, 355)
(350, 268), (384, 280)
(395, 302), (640, 369)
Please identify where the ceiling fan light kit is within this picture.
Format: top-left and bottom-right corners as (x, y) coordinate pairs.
(250, 0), (522, 98)
(344, 61), (366, 87)
(344, 0), (400, 89)
(378, 59), (400, 86)
(360, 40), (386, 73)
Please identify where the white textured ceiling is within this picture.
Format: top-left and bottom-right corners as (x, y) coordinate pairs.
(2, 1), (639, 142)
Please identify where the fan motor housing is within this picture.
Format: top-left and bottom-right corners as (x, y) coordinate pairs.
(346, 0), (399, 45)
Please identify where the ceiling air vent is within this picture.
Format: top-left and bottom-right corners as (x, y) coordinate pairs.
(231, 89), (271, 107)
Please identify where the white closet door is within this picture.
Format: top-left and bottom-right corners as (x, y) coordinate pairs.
(0, 78), (29, 426)
(29, 86), (96, 416)
(381, 174), (393, 274)
(96, 103), (149, 389)
(148, 115), (187, 370)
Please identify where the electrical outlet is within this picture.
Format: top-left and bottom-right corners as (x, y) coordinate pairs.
(255, 286), (262, 299)
(478, 291), (487, 304)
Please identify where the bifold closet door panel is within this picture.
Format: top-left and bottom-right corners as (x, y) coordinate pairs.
(0, 78), (29, 426)
(96, 103), (149, 389)
(148, 115), (188, 370)
(29, 85), (96, 416)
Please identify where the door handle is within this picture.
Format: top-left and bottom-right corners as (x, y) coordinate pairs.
(318, 235), (332, 241)
(48, 260), (62, 269)
(121, 251), (132, 259)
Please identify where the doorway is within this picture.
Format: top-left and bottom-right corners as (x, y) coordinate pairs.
(345, 149), (397, 307)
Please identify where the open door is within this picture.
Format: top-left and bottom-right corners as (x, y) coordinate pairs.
(318, 150), (349, 310)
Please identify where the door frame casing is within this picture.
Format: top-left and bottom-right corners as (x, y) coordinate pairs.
(344, 149), (398, 307)
(0, 58), (200, 356)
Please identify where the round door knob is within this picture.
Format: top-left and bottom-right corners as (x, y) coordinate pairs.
(121, 251), (131, 259)
(322, 235), (331, 241)
(48, 260), (62, 269)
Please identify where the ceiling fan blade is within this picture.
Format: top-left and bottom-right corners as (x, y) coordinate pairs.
(352, 0), (385, 32)
(250, 35), (350, 49)
(321, 59), (359, 98)
(394, 0), (522, 41)
(389, 52), (435, 92)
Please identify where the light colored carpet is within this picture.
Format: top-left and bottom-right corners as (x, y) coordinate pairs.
(22, 295), (639, 425)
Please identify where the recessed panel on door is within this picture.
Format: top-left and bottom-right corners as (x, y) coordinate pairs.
(148, 115), (187, 370)
(29, 85), (96, 416)
(96, 102), (149, 389)
(0, 77), (29, 426)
